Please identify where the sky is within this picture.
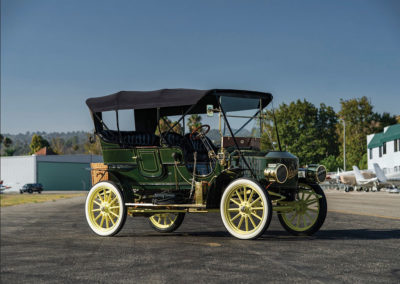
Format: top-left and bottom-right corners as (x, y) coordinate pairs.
(1, 0), (400, 134)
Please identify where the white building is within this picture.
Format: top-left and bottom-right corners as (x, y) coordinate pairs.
(367, 124), (400, 174)
(0, 154), (102, 191)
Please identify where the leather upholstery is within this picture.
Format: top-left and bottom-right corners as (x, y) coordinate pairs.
(162, 132), (218, 163)
(162, 132), (184, 147)
(99, 130), (160, 147)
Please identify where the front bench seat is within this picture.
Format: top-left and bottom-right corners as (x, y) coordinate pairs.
(161, 132), (218, 175)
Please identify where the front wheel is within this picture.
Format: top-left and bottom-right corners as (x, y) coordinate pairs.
(220, 178), (272, 240)
(148, 213), (185, 233)
(85, 181), (127, 236)
(278, 183), (327, 236)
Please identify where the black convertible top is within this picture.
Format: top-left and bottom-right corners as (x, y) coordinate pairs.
(86, 89), (272, 114)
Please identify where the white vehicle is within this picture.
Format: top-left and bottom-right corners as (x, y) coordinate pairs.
(0, 180), (11, 194)
(352, 166), (379, 192)
(336, 168), (376, 192)
(373, 163), (400, 193)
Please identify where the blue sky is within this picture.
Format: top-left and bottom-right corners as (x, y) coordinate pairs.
(1, 0), (399, 134)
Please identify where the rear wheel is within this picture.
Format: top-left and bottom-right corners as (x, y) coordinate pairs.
(220, 178), (272, 240)
(148, 213), (185, 233)
(278, 183), (327, 236)
(85, 181), (127, 236)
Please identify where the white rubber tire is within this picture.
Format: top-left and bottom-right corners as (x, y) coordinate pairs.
(220, 178), (272, 240)
(85, 181), (126, 237)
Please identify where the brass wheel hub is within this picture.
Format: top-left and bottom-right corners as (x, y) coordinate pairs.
(100, 203), (111, 213)
(239, 202), (252, 215)
(295, 201), (307, 213)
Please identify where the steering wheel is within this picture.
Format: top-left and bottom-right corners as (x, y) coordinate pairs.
(189, 124), (211, 140)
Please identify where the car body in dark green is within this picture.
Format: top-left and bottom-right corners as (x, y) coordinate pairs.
(84, 89), (327, 239)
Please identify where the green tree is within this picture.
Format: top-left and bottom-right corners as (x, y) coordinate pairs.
(317, 104), (340, 157)
(260, 99), (339, 166)
(51, 138), (65, 154)
(358, 153), (368, 170)
(3, 137), (13, 148)
(4, 148), (16, 156)
(84, 134), (102, 155)
(0, 134), (4, 145)
(29, 134), (50, 154)
(1, 137), (15, 156)
(156, 117), (182, 135)
(338, 97), (375, 170)
(65, 136), (80, 153)
(187, 114), (202, 132)
(320, 155), (342, 172)
(369, 112), (398, 133)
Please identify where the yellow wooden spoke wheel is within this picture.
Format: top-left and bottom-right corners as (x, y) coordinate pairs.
(148, 213), (185, 233)
(220, 178), (272, 240)
(85, 181), (127, 236)
(278, 183), (327, 236)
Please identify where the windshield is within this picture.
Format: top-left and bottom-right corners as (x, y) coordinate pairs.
(156, 96), (270, 148)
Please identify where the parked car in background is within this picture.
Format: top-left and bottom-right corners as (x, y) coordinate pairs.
(20, 183), (43, 194)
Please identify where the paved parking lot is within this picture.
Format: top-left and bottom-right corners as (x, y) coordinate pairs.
(1, 192), (400, 283)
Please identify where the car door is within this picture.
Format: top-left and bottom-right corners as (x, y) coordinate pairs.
(136, 147), (163, 178)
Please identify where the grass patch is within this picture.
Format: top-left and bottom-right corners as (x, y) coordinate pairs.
(0, 193), (85, 207)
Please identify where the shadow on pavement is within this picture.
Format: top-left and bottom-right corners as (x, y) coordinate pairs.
(261, 229), (400, 241)
(312, 229), (400, 240)
(116, 229), (400, 241)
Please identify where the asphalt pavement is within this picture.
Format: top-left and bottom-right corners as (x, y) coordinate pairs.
(1, 192), (400, 283)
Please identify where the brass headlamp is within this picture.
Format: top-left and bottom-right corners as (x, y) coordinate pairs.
(298, 164), (327, 183)
(264, 163), (288, 184)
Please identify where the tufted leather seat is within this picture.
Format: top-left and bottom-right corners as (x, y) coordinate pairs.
(161, 132), (184, 147)
(161, 132), (217, 161)
(98, 130), (160, 147)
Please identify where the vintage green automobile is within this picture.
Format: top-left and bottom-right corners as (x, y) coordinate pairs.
(85, 89), (327, 240)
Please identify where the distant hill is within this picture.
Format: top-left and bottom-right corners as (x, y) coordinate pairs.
(1, 128), (256, 156)
(1, 131), (91, 156)
(4, 131), (89, 145)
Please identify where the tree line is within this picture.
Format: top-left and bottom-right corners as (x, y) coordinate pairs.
(0, 131), (102, 156)
(261, 96), (398, 171)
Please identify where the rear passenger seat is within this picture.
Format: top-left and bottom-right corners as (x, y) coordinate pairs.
(98, 130), (160, 147)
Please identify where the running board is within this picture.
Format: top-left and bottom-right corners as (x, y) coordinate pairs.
(125, 203), (206, 209)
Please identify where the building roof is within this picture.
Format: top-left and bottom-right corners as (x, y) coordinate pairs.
(367, 124), (400, 149)
(381, 124), (400, 143)
(35, 147), (56, 155)
(368, 133), (384, 149)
